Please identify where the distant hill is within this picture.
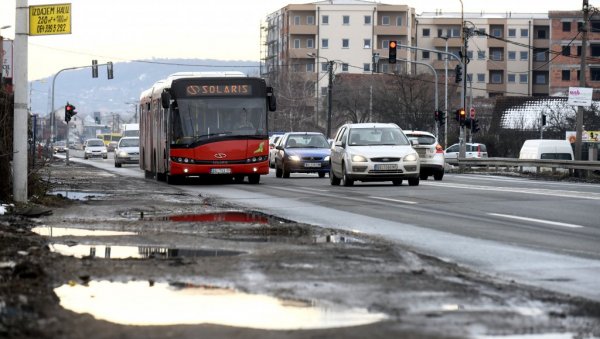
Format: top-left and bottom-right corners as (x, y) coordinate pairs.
(30, 58), (261, 123)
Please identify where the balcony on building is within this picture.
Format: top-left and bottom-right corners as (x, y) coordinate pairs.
(289, 24), (317, 35)
(289, 48), (317, 59)
(432, 37), (463, 48)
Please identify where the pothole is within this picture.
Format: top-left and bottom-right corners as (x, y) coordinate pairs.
(49, 190), (108, 200)
(32, 226), (137, 237)
(54, 280), (387, 329)
(48, 244), (245, 259)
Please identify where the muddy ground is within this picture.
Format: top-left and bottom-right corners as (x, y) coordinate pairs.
(1, 160), (599, 339)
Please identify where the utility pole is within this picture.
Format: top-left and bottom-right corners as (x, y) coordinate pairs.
(575, 0), (589, 162)
(327, 60), (333, 138)
(12, 0), (28, 202)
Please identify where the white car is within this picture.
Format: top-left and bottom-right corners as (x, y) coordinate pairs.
(114, 137), (140, 167)
(329, 123), (420, 186)
(404, 131), (445, 181)
(444, 143), (488, 164)
(268, 134), (284, 168)
(83, 138), (108, 160)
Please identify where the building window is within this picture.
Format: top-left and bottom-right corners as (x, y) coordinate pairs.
(467, 51), (474, 60)
(422, 51), (430, 59)
(535, 50), (547, 62)
(307, 39), (314, 48)
(520, 51), (528, 60)
(321, 87), (328, 96)
(342, 63), (349, 72)
(562, 70), (570, 81)
(322, 39), (329, 48)
(294, 16), (300, 25)
(396, 16), (402, 26)
(364, 15), (371, 25)
(537, 29), (547, 39)
(363, 39), (371, 48)
(306, 63), (314, 72)
(321, 62), (328, 72)
(477, 28), (486, 36)
(508, 28), (516, 37)
(422, 28), (430, 37)
(491, 72), (503, 84)
(342, 39), (349, 48)
(322, 15), (329, 25)
(294, 39), (300, 48)
(382, 16), (390, 25)
(563, 21), (571, 32)
(363, 63), (370, 72)
(508, 51), (516, 60)
(343, 15), (350, 25)
(577, 70), (581, 81)
(562, 46), (570, 56)
(520, 28), (529, 37)
(307, 16), (314, 25)
(491, 28), (502, 37)
(519, 74), (528, 83)
(491, 49), (503, 61)
(591, 68), (600, 81)
(508, 74), (516, 83)
(591, 44), (600, 57)
(477, 73), (485, 83)
(577, 46), (582, 56)
(381, 40), (389, 49)
(535, 72), (547, 84)
(477, 50), (486, 60)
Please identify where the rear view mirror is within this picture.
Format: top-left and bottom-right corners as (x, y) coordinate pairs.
(161, 90), (171, 109)
(267, 87), (276, 111)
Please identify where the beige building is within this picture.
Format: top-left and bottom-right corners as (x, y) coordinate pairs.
(262, 0), (416, 110)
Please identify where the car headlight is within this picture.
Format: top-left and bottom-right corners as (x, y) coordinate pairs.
(351, 155), (368, 162)
(118, 151), (128, 157)
(101, 149), (107, 154)
(324, 155), (330, 162)
(288, 155), (301, 161)
(403, 153), (418, 162)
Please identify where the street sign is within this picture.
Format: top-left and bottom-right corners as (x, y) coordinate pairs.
(29, 3), (71, 36)
(1, 40), (12, 79)
(470, 107), (475, 119)
(567, 87), (593, 107)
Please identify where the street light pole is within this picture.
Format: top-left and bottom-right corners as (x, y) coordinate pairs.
(308, 53), (335, 137)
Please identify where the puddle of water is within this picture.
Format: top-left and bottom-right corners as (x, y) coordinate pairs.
(121, 210), (272, 224)
(48, 244), (244, 259)
(49, 190), (107, 201)
(32, 226), (137, 237)
(314, 235), (365, 244)
(54, 280), (387, 329)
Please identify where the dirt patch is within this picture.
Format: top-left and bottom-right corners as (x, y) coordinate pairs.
(1, 160), (599, 338)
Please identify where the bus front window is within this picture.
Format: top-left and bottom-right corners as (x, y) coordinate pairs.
(172, 97), (267, 145)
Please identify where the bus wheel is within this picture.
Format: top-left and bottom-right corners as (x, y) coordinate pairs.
(248, 174), (260, 184)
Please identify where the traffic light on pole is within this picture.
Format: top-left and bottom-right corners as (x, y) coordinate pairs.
(455, 64), (462, 83)
(438, 110), (446, 127)
(471, 118), (480, 133)
(107, 61), (114, 80)
(456, 108), (466, 125)
(434, 110), (440, 122)
(388, 41), (397, 64)
(64, 103), (77, 123)
(92, 59), (98, 78)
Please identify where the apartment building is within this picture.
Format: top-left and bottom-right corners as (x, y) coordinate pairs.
(416, 12), (551, 99)
(262, 0), (416, 109)
(549, 10), (600, 97)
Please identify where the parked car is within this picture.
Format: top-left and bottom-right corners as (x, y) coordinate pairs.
(519, 139), (573, 160)
(114, 137), (140, 167)
(444, 143), (488, 164)
(52, 141), (67, 153)
(274, 132), (331, 178)
(329, 123), (420, 186)
(268, 134), (284, 168)
(83, 138), (108, 160)
(404, 131), (445, 181)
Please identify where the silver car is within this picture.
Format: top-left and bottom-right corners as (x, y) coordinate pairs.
(404, 131), (445, 181)
(114, 137), (140, 167)
(329, 123), (420, 186)
(83, 138), (108, 160)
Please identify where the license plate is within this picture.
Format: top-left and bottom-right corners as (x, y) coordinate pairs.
(304, 162), (321, 168)
(210, 168), (232, 174)
(374, 164), (397, 170)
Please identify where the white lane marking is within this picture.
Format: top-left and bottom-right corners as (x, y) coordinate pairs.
(370, 196), (418, 205)
(301, 187), (331, 193)
(422, 182), (600, 201)
(488, 213), (584, 229)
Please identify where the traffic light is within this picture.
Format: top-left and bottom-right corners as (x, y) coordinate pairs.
(471, 118), (480, 133)
(92, 59), (98, 78)
(455, 108), (466, 124)
(434, 110), (440, 122)
(542, 114), (547, 126)
(455, 64), (462, 83)
(64, 103), (77, 123)
(388, 41), (397, 64)
(107, 61), (114, 80)
(438, 110), (446, 127)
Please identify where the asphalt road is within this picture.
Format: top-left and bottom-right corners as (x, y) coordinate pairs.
(60, 151), (600, 301)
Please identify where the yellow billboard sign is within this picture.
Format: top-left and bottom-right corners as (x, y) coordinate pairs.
(29, 3), (71, 36)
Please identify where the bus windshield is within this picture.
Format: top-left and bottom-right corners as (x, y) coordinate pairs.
(172, 97), (267, 145)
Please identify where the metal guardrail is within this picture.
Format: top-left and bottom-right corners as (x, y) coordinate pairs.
(452, 157), (600, 173)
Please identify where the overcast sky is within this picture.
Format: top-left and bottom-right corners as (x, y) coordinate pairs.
(0, 0), (590, 81)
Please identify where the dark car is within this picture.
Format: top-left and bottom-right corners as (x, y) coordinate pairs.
(274, 132), (331, 178)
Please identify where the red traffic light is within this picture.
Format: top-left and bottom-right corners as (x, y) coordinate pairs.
(389, 41), (397, 49)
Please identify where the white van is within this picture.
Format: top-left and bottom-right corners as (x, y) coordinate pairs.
(519, 139), (574, 160)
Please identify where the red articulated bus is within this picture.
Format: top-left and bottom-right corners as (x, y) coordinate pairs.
(139, 72), (276, 184)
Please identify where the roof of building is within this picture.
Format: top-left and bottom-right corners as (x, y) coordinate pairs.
(418, 12), (549, 20)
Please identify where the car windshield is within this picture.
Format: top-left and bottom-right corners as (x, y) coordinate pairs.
(407, 134), (436, 145)
(120, 138), (139, 147)
(348, 128), (410, 146)
(87, 140), (104, 147)
(285, 134), (329, 148)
